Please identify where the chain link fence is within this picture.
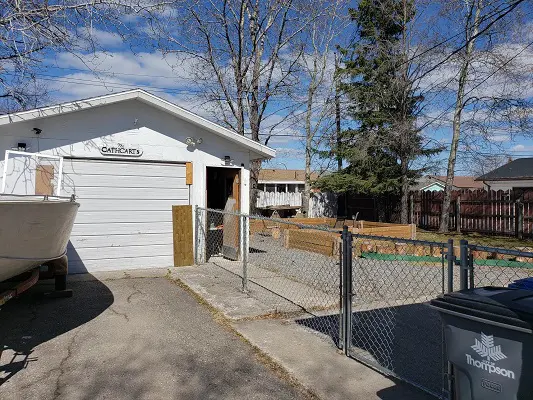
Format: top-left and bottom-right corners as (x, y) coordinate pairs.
(195, 207), (342, 346)
(194, 207), (533, 399)
(465, 242), (533, 290)
(346, 233), (449, 399)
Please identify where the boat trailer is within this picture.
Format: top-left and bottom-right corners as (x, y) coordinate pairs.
(0, 268), (40, 306)
(0, 256), (72, 307)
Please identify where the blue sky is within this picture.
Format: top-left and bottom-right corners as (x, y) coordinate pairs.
(29, 2), (533, 177)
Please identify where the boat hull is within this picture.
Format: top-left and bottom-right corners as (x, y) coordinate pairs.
(0, 199), (79, 282)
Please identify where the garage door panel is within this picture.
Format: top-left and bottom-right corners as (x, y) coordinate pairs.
(64, 174), (186, 189)
(70, 233), (172, 248)
(71, 222), (173, 236)
(68, 255), (174, 273)
(69, 187), (189, 200)
(64, 160), (186, 178)
(74, 199), (187, 212)
(68, 244), (172, 261)
(74, 210), (173, 224)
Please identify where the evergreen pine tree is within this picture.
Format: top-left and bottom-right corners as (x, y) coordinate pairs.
(317, 0), (441, 222)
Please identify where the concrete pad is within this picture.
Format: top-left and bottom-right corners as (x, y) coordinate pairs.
(1, 275), (310, 399)
(68, 267), (170, 282)
(169, 265), (301, 319)
(233, 319), (436, 400)
(250, 276), (337, 310)
(206, 260), (338, 312)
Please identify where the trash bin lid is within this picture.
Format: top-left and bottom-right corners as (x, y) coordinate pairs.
(509, 277), (533, 290)
(431, 287), (533, 330)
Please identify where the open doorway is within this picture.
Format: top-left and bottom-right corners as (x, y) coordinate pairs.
(206, 167), (241, 261)
(206, 167), (241, 211)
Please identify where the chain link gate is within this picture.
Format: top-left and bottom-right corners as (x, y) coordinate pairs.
(340, 227), (452, 399)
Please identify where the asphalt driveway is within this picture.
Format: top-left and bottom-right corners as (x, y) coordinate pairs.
(0, 271), (310, 400)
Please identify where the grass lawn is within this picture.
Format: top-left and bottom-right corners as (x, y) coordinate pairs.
(416, 229), (533, 249)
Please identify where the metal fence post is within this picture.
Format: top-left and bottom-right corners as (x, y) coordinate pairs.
(459, 239), (468, 290)
(469, 249), (475, 290)
(446, 238), (455, 400)
(447, 239), (454, 293)
(242, 214), (249, 293)
(341, 226), (353, 356)
(338, 229), (344, 350)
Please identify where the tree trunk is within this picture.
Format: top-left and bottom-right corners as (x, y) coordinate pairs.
(247, 2), (264, 214)
(439, 0), (481, 232)
(302, 52), (318, 217)
(302, 149), (312, 217)
(249, 159), (261, 215)
(400, 157), (409, 224)
(334, 52), (342, 171)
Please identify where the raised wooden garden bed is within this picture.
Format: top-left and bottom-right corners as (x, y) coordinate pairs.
(250, 217), (336, 236)
(284, 229), (340, 257)
(349, 221), (416, 240)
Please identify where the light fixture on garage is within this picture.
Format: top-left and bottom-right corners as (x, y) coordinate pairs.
(224, 156), (233, 166)
(185, 137), (203, 147)
(16, 142), (27, 151)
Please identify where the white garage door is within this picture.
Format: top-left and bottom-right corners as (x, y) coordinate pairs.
(62, 159), (189, 273)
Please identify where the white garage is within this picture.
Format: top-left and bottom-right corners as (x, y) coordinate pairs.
(0, 89), (275, 273)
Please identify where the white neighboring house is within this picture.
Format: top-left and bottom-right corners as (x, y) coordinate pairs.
(477, 158), (533, 191)
(0, 89), (274, 273)
(257, 169), (337, 217)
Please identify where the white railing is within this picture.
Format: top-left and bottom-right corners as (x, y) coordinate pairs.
(256, 191), (302, 208)
(1, 150), (64, 196)
(256, 190), (338, 218)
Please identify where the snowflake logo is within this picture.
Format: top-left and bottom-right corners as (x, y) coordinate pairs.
(471, 333), (507, 362)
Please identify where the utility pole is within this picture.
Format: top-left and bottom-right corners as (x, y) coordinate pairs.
(334, 52), (342, 171)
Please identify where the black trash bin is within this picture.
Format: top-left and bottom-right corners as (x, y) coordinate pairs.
(431, 287), (533, 400)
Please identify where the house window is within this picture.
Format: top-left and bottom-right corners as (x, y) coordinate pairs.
(297, 184), (305, 193)
(278, 184), (287, 193)
(288, 184), (297, 193)
(265, 184), (276, 192)
(257, 184), (265, 191)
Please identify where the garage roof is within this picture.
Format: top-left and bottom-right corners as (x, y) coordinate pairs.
(0, 89), (275, 159)
(477, 158), (533, 181)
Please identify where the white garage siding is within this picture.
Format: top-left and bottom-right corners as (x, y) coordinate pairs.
(62, 159), (188, 273)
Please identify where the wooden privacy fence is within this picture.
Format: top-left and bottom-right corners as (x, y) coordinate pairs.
(411, 189), (533, 238)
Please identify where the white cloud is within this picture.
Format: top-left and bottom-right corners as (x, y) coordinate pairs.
(82, 28), (124, 48)
(489, 134), (511, 142)
(511, 144), (530, 152)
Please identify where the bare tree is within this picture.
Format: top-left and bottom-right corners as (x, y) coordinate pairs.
(151, 0), (322, 212)
(0, 0), (168, 112)
(437, 0), (530, 232)
(293, 0), (348, 216)
(468, 153), (511, 177)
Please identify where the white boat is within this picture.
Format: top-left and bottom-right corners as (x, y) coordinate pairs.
(0, 195), (79, 282)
